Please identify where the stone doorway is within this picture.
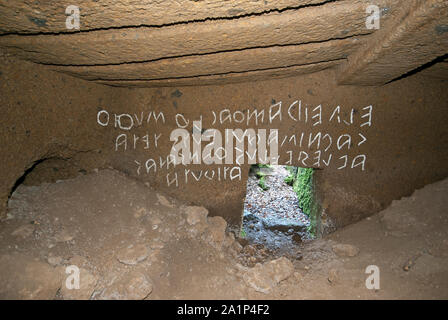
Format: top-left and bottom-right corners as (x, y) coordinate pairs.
(240, 165), (316, 259)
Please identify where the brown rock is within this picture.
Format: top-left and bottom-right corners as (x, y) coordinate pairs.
(327, 268), (340, 285)
(157, 193), (174, 208)
(332, 244), (360, 257)
(206, 216), (227, 246)
(243, 257), (294, 294)
(185, 206), (208, 225)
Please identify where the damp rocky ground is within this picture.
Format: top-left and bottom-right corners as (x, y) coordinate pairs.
(0, 169), (447, 299)
(242, 165), (311, 257)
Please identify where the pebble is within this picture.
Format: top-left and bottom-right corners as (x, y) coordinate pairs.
(157, 194), (174, 208)
(332, 244), (360, 257)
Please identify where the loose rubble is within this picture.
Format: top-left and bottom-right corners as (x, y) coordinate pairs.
(0, 169), (446, 299)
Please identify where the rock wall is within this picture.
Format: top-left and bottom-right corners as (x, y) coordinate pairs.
(0, 52), (122, 215)
(1, 51), (447, 233)
(99, 68), (448, 231)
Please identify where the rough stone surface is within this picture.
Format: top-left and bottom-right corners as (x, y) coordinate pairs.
(205, 216), (228, 248)
(99, 271), (153, 300)
(381, 208), (417, 236)
(0, 0), (328, 34)
(338, 0), (448, 85)
(97, 61), (340, 88)
(0, 0), (387, 66)
(61, 268), (98, 300)
(0, 254), (62, 299)
(116, 244), (150, 265)
(0, 49), (447, 231)
(53, 38), (361, 82)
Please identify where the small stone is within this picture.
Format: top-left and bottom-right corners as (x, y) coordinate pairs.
(47, 256), (63, 266)
(150, 240), (164, 249)
(149, 217), (162, 230)
(327, 269), (339, 285)
(332, 244), (360, 257)
(243, 257), (294, 294)
(292, 234), (302, 243)
(54, 230), (74, 242)
(61, 268), (98, 300)
(157, 194), (174, 208)
(185, 206), (208, 225)
(99, 271), (153, 300)
(117, 244), (150, 265)
(134, 207), (147, 218)
(242, 245), (256, 256)
(11, 224), (35, 238)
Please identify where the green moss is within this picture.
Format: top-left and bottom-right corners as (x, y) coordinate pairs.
(255, 171), (264, 179)
(252, 164), (269, 191)
(292, 168), (316, 236)
(284, 174), (294, 186)
(258, 175), (269, 191)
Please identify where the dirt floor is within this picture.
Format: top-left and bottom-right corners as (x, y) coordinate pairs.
(0, 169), (447, 299)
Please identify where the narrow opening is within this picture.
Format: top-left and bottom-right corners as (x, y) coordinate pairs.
(8, 158), (48, 198)
(8, 157), (88, 199)
(240, 164), (318, 258)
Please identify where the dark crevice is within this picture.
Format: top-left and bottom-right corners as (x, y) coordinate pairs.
(88, 58), (345, 83)
(8, 158), (50, 198)
(7, 149), (93, 198)
(0, 0), (340, 37)
(40, 33), (368, 68)
(386, 53), (448, 85)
